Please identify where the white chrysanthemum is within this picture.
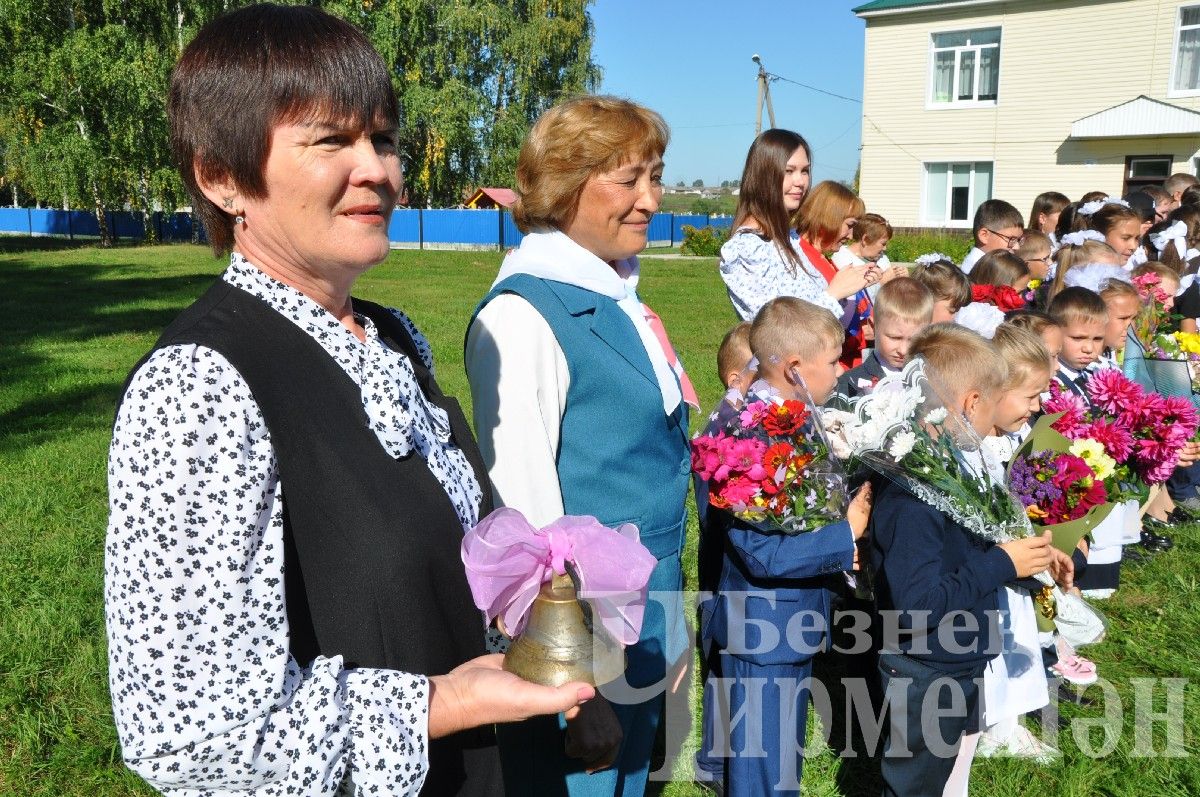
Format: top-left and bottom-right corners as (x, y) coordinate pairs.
(888, 429), (917, 461)
(924, 407), (948, 425)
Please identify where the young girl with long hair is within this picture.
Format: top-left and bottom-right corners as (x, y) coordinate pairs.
(718, 129), (871, 324)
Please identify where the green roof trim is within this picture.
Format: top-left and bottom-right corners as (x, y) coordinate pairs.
(852, 0), (985, 13)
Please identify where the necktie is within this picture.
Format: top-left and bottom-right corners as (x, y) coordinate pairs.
(642, 302), (700, 411)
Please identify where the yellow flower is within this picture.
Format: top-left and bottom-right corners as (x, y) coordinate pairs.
(1028, 279), (1042, 290)
(1069, 439), (1115, 481)
(1175, 331), (1200, 355)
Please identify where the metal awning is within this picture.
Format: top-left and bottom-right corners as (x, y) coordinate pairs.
(1070, 95), (1200, 139)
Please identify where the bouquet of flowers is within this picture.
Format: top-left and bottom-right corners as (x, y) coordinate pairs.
(1145, 329), (1200, 396)
(691, 383), (848, 535)
(1042, 369), (1199, 486)
(822, 358), (1029, 542)
(1010, 450), (1109, 525)
(1131, 271), (1174, 347)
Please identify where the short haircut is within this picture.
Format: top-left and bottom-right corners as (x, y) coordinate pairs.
(852, 212), (893, 244)
(1165, 173), (1199, 196)
(717, 322), (753, 381)
(970, 250), (1030, 287)
(1142, 184), (1170, 203)
(1004, 308), (1060, 336)
(1015, 229), (1051, 260)
(874, 277), (934, 327)
(1124, 190), (1156, 224)
(1099, 278), (1139, 303)
(512, 95), (669, 233)
(1029, 192), (1070, 232)
(750, 297), (845, 365)
(1048, 286), (1109, 327)
(909, 323), (1008, 398)
(992, 323), (1051, 389)
(1088, 202), (1142, 235)
(912, 260), (972, 310)
(971, 199), (1024, 240)
(1050, 239), (1118, 297)
(796, 181), (865, 249)
(169, 4), (399, 253)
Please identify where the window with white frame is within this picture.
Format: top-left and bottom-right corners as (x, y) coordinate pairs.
(929, 28), (1000, 105)
(1174, 6), (1200, 92)
(923, 162), (993, 226)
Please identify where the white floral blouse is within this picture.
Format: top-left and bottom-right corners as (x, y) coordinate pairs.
(104, 254), (482, 795)
(718, 228), (843, 321)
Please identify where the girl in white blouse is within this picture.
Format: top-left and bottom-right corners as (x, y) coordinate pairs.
(719, 129), (872, 323)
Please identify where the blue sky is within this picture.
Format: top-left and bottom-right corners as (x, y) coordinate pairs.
(590, 0), (867, 187)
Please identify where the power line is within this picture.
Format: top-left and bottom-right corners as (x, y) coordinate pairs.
(767, 72), (862, 104)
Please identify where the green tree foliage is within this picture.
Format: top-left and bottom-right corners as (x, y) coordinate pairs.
(0, 0), (599, 243)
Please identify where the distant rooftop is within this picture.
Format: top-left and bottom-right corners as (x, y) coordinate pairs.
(853, 0), (1003, 16)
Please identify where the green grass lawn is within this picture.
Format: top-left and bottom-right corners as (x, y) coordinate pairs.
(1, 240), (1198, 796)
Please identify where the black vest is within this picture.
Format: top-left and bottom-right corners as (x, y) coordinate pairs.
(119, 279), (501, 796)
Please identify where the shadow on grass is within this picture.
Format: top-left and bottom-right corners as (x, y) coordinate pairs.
(0, 258), (216, 453)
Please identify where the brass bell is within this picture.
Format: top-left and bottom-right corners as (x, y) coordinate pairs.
(501, 572), (627, 687)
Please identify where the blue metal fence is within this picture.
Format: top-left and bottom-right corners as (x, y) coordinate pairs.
(0, 207), (733, 250)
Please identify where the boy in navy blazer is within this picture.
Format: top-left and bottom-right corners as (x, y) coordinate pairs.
(870, 324), (1056, 797)
(836, 277), (934, 400)
(701, 298), (872, 797)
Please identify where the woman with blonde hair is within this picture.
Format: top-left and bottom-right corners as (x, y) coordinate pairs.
(467, 95), (692, 796)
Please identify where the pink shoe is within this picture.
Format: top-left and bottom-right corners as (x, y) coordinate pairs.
(1051, 655), (1098, 686)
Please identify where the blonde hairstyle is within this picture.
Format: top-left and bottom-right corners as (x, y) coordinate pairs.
(992, 323), (1052, 389)
(717, 322), (754, 383)
(750, 297), (845, 365)
(912, 260), (972, 310)
(1099, 279), (1139, 303)
(1048, 286), (1108, 327)
(970, 250), (1030, 288)
(874, 277), (934, 327)
(1050, 239), (1118, 297)
(852, 212), (893, 244)
(1165, 173), (1199, 197)
(909, 323), (1008, 397)
(512, 95), (669, 233)
(1004, 308), (1060, 337)
(1015, 229), (1051, 260)
(796, 181), (865, 249)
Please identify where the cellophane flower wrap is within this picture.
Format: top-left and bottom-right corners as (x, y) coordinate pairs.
(1146, 330), (1200, 394)
(1042, 369), (1199, 486)
(460, 508), (658, 646)
(691, 378), (849, 535)
(822, 357), (1030, 543)
(1131, 271), (1174, 349)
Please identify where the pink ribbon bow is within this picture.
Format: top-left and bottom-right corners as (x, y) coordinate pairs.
(460, 508), (658, 646)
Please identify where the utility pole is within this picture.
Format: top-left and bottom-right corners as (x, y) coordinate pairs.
(752, 54), (776, 135)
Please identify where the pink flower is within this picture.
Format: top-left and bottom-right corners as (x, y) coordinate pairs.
(1162, 395), (1200, 436)
(1046, 385), (1089, 438)
(691, 433), (726, 481)
(739, 401), (770, 429)
(1081, 419), (1134, 463)
(717, 437), (768, 483)
(1085, 370), (1143, 415)
(720, 475), (761, 507)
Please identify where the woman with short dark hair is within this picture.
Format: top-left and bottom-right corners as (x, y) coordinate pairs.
(105, 6), (590, 795)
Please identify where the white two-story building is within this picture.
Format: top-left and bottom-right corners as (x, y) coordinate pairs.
(853, 0), (1200, 229)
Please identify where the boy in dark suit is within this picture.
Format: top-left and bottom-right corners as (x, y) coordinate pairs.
(836, 277), (934, 399)
(701, 297), (872, 797)
(871, 324), (1056, 797)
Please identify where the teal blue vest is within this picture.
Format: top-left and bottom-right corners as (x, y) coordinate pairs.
(470, 274), (692, 796)
(472, 274), (691, 560)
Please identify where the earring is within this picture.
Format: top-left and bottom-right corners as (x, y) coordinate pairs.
(222, 197), (234, 209)
(234, 213), (245, 226)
